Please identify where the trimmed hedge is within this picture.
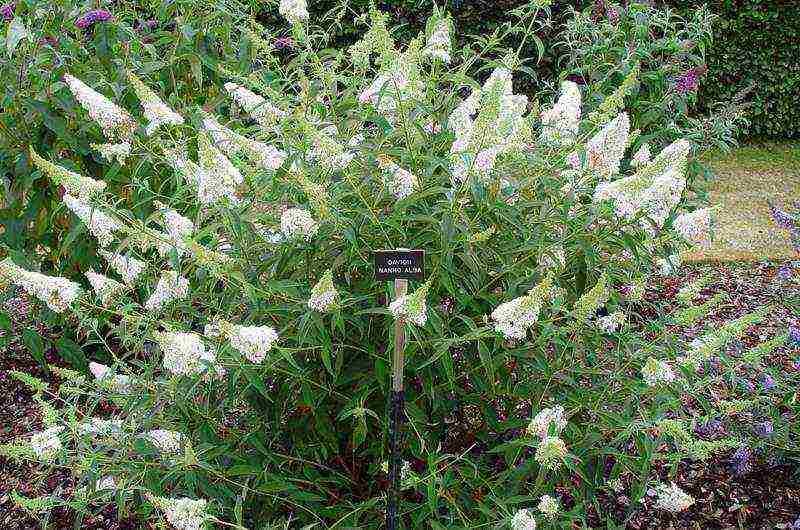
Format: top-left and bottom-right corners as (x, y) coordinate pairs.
(285, 0), (800, 139)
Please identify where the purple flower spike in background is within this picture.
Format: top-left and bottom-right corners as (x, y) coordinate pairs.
(778, 264), (794, 280)
(729, 445), (752, 476)
(674, 66), (707, 95)
(76, 9), (113, 29)
(769, 203), (797, 230)
(790, 325), (800, 347)
(274, 37), (294, 49)
(754, 420), (773, 438)
(762, 374), (776, 391)
(0, 2), (14, 21)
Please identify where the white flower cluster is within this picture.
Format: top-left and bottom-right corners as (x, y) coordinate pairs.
(583, 112), (630, 180)
(145, 429), (185, 456)
(224, 82), (286, 130)
(491, 277), (553, 340)
(540, 80), (581, 147)
(202, 113), (286, 170)
(448, 65), (531, 182)
(84, 269), (126, 306)
(641, 357), (676, 387)
(78, 418), (123, 437)
(155, 203), (195, 258)
(29, 426), (64, 461)
(656, 253), (682, 276)
(206, 319), (278, 364)
(527, 405), (567, 438)
(150, 496), (208, 530)
(0, 259), (81, 313)
(99, 250), (146, 285)
(306, 125), (357, 172)
(89, 362), (134, 394)
(378, 157), (418, 199)
(423, 19), (452, 63)
(145, 270), (189, 312)
(92, 141), (131, 165)
(278, 0), (309, 24)
(194, 133), (243, 205)
(631, 143), (651, 167)
(154, 331), (218, 377)
(308, 270), (338, 312)
(281, 208), (319, 241)
(29, 147), (106, 198)
(596, 310), (626, 333)
(511, 508), (537, 530)
(673, 206), (716, 248)
(128, 72), (184, 135)
(535, 435), (568, 470)
(63, 73), (136, 139)
(593, 139), (690, 233)
(389, 281), (430, 327)
(654, 482), (694, 512)
(63, 193), (121, 247)
(537, 494), (559, 519)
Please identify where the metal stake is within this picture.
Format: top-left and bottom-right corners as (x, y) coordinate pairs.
(387, 277), (408, 530)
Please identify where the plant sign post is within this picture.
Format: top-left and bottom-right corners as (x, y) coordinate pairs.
(374, 248), (425, 530)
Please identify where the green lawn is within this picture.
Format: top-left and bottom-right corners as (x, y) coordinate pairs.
(684, 142), (800, 262)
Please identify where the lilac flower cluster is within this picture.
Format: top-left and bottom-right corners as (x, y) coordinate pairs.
(790, 324), (800, 347)
(0, 2), (14, 21)
(729, 445), (752, 476)
(75, 9), (113, 29)
(674, 66), (707, 95)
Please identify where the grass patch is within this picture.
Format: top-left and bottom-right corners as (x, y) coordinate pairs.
(684, 142), (800, 262)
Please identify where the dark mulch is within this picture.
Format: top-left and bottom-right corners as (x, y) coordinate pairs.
(1, 261), (799, 529)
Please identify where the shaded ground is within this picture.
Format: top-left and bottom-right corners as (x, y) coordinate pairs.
(685, 142), (800, 262)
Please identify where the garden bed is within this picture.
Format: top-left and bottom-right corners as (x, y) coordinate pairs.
(2, 260), (798, 529)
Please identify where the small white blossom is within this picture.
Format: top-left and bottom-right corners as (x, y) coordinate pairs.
(673, 206), (717, 248)
(0, 259), (81, 313)
(30, 426), (64, 461)
(144, 270), (189, 312)
(154, 202), (195, 258)
(92, 141), (131, 165)
(389, 281), (430, 327)
(596, 311), (625, 333)
(150, 496), (208, 530)
(535, 436), (568, 470)
(631, 143), (651, 167)
(537, 495), (559, 519)
(308, 270), (338, 312)
(527, 406), (567, 438)
(279, 0), (309, 24)
(378, 157), (418, 199)
(154, 331), (218, 377)
(85, 269), (126, 306)
(641, 357), (676, 387)
(585, 112), (630, 180)
(224, 82), (286, 130)
(89, 361), (134, 394)
(540, 81), (581, 147)
(145, 429), (185, 456)
(281, 208), (319, 240)
(202, 113), (286, 170)
(78, 418), (123, 437)
(196, 133), (243, 205)
(99, 250), (146, 285)
(491, 278), (553, 341)
(423, 19), (452, 63)
(654, 482), (694, 513)
(29, 147), (106, 198)
(128, 72), (184, 135)
(63, 194), (122, 247)
(206, 319), (279, 364)
(63, 73), (136, 139)
(511, 508), (536, 530)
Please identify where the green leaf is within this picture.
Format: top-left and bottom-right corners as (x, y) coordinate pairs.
(22, 329), (46, 368)
(55, 337), (87, 372)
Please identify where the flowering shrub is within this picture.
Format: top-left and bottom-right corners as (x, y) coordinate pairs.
(1, 2), (793, 528)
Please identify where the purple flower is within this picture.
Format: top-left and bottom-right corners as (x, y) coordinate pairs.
(274, 37), (294, 49)
(729, 445), (752, 476)
(770, 203), (797, 230)
(674, 66), (707, 95)
(75, 9), (113, 29)
(790, 325), (800, 347)
(754, 420), (773, 438)
(0, 2), (14, 21)
(762, 374), (776, 391)
(778, 264), (794, 280)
